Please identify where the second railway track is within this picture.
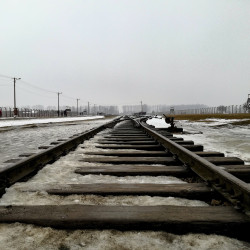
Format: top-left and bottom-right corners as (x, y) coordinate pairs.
(0, 116), (250, 244)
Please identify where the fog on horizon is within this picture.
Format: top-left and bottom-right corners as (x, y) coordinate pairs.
(0, 0), (249, 109)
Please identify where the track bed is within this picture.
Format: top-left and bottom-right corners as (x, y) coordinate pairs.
(0, 116), (250, 243)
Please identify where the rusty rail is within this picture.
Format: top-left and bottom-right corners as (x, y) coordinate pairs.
(129, 117), (250, 214)
(0, 117), (121, 196)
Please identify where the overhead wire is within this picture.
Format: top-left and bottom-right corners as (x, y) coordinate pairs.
(18, 80), (79, 101)
(19, 80), (57, 94)
(0, 84), (11, 86)
(61, 94), (75, 100)
(0, 73), (109, 107)
(17, 84), (55, 99)
(0, 73), (58, 94)
(0, 74), (13, 79)
(0, 78), (12, 83)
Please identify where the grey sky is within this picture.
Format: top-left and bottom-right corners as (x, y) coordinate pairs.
(0, 0), (249, 108)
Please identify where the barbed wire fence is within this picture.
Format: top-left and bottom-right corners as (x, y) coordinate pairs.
(0, 106), (119, 118)
(0, 107), (75, 118)
(165, 104), (250, 115)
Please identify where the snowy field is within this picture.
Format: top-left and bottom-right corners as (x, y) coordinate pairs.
(0, 118), (249, 249)
(0, 116), (104, 128)
(178, 119), (250, 165)
(0, 116), (109, 166)
(148, 117), (250, 164)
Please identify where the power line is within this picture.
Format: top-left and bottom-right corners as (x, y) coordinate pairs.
(17, 84), (55, 99)
(61, 94), (75, 100)
(0, 73), (82, 100)
(0, 73), (91, 108)
(19, 80), (57, 94)
(0, 73), (13, 79)
(0, 74), (58, 94)
(0, 78), (12, 83)
(0, 84), (11, 86)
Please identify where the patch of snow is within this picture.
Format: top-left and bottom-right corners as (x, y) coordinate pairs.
(0, 116), (105, 128)
(177, 120), (250, 164)
(196, 118), (249, 127)
(146, 117), (170, 128)
(0, 118), (114, 166)
(0, 224), (249, 250)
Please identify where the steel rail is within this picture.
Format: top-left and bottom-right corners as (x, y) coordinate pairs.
(134, 117), (250, 213)
(0, 117), (121, 196)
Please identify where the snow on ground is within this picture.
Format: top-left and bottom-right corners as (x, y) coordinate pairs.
(0, 117), (112, 166)
(146, 116), (170, 128)
(0, 119), (249, 249)
(147, 117), (250, 164)
(0, 115), (104, 128)
(0, 224), (249, 250)
(187, 118), (250, 127)
(176, 120), (250, 164)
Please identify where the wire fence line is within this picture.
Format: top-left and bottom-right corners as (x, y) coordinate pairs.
(1, 104), (249, 118)
(0, 105), (119, 118)
(0, 107), (81, 118)
(165, 104), (250, 115)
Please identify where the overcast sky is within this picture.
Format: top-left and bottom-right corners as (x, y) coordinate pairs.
(0, 0), (249, 108)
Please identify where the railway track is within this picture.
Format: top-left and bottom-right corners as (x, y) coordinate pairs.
(0, 116), (250, 242)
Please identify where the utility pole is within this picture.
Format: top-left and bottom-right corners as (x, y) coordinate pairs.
(76, 98), (80, 116)
(57, 92), (62, 117)
(13, 77), (21, 116)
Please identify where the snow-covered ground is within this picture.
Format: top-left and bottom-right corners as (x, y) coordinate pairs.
(0, 119), (249, 249)
(177, 120), (250, 164)
(146, 116), (170, 128)
(147, 117), (250, 164)
(1, 225), (248, 250)
(0, 115), (104, 128)
(0, 116), (110, 166)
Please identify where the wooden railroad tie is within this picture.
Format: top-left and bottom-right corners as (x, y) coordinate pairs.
(0, 205), (249, 240)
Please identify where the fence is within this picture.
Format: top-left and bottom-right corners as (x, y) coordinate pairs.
(0, 107), (80, 118)
(165, 105), (250, 115)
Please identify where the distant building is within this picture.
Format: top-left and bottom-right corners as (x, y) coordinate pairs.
(170, 106), (175, 114)
(133, 111), (146, 117)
